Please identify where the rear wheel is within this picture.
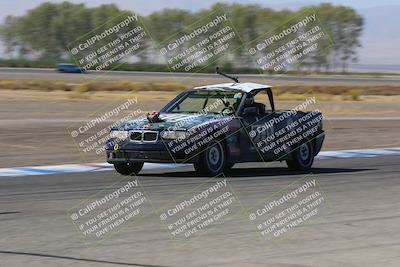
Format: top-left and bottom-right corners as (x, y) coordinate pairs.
(113, 162), (144, 175)
(286, 142), (314, 171)
(194, 141), (226, 176)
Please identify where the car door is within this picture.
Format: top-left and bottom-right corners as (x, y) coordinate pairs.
(239, 90), (279, 162)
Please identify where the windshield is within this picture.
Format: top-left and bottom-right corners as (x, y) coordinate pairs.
(167, 90), (243, 114)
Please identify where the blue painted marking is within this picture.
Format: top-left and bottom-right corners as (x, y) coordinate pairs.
(13, 167), (61, 174)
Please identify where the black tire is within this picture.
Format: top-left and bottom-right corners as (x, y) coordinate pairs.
(113, 162), (144, 175)
(194, 141), (226, 176)
(286, 142), (314, 171)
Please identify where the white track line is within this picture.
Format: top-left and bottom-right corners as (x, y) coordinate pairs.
(0, 147), (399, 177)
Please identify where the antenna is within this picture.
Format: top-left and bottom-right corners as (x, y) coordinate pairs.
(216, 67), (239, 83)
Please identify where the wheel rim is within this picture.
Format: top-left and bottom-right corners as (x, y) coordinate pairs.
(299, 143), (310, 162)
(207, 143), (223, 171)
(208, 146), (220, 165)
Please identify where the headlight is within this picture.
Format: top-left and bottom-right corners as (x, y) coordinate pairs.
(161, 130), (189, 140)
(109, 130), (128, 140)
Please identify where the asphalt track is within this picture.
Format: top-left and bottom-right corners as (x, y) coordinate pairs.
(1, 155), (399, 267)
(1, 67), (400, 85)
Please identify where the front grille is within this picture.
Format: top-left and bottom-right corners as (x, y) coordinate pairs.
(130, 131), (142, 141)
(130, 130), (158, 143)
(143, 132), (158, 141)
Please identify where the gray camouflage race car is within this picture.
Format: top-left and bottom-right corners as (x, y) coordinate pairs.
(105, 71), (325, 176)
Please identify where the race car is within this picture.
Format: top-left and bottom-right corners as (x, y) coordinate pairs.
(105, 70), (325, 176)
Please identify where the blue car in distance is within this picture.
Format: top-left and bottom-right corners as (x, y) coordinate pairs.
(56, 63), (85, 73)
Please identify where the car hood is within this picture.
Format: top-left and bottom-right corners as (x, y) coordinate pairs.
(114, 112), (223, 131)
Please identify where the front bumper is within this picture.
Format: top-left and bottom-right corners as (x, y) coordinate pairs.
(105, 139), (194, 164)
(106, 149), (190, 163)
(313, 131), (325, 156)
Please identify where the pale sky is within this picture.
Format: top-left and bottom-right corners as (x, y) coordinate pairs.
(0, 0), (399, 19)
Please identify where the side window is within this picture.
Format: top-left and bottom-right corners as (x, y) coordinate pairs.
(254, 91), (272, 112)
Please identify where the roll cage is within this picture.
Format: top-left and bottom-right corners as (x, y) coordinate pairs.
(160, 87), (275, 117)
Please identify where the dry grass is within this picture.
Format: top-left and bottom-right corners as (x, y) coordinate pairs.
(0, 89), (399, 117)
(0, 80), (186, 92)
(0, 80), (399, 101)
(274, 85), (400, 96)
(341, 89), (361, 101)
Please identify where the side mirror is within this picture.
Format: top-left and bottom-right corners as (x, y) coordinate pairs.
(242, 107), (258, 116)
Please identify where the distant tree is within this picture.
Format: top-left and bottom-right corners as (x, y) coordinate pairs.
(0, 15), (25, 57)
(145, 9), (193, 42)
(0, 2), (133, 61)
(299, 4), (363, 72)
(0, 1), (364, 73)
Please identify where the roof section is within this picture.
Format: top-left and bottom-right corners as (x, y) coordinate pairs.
(193, 82), (271, 93)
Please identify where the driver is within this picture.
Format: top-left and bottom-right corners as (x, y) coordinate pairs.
(243, 95), (265, 115)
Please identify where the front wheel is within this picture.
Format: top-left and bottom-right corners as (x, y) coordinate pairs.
(286, 142), (314, 171)
(194, 141), (226, 176)
(113, 162), (144, 175)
